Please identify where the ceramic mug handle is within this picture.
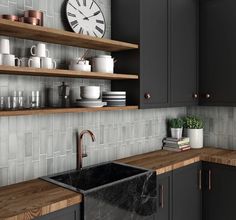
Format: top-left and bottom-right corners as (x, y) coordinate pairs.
(53, 60), (57, 69)
(46, 49), (49, 58)
(28, 58), (32, 67)
(15, 57), (21, 67)
(30, 45), (36, 56)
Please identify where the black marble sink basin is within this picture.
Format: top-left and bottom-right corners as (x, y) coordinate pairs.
(41, 162), (148, 193)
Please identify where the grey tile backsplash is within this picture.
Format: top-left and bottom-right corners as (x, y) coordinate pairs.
(0, 0), (187, 186)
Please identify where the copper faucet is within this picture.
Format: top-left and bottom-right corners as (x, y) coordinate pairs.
(77, 130), (95, 170)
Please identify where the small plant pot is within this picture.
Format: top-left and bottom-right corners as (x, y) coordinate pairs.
(171, 128), (183, 139)
(187, 128), (203, 149)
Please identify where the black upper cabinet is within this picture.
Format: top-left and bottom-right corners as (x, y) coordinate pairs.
(169, 0), (199, 106)
(200, 0), (236, 106)
(172, 162), (202, 220)
(111, 0), (198, 109)
(203, 162), (236, 220)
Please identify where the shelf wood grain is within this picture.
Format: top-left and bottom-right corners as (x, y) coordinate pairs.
(0, 65), (138, 80)
(0, 19), (138, 52)
(0, 106), (139, 117)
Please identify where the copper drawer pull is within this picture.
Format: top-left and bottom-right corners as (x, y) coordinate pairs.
(208, 170), (212, 191)
(159, 185), (164, 208)
(198, 169), (202, 190)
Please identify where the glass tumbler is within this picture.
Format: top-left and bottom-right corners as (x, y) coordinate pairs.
(0, 97), (5, 110)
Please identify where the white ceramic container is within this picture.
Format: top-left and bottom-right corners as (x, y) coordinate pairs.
(80, 86), (100, 99)
(171, 128), (183, 139)
(92, 55), (114, 73)
(187, 128), (203, 149)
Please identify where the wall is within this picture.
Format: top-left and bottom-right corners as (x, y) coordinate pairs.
(187, 106), (236, 149)
(0, 0), (187, 186)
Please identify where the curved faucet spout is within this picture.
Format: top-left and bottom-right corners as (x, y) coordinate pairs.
(77, 130), (95, 171)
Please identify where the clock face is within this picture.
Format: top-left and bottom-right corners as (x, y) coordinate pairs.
(66, 0), (106, 38)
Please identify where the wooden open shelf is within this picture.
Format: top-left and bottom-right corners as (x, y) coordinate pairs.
(0, 106), (139, 117)
(0, 66), (138, 80)
(0, 19), (138, 52)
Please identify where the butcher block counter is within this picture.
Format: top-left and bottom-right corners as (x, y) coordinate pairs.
(0, 179), (82, 220)
(2, 147), (236, 220)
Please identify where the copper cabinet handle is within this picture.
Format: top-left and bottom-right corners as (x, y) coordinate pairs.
(159, 185), (164, 208)
(198, 169), (202, 190)
(208, 170), (212, 191)
(144, 93), (151, 100)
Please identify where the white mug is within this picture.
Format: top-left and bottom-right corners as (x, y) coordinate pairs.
(41, 57), (56, 69)
(20, 57), (29, 67)
(28, 57), (41, 68)
(0, 54), (2, 65)
(2, 54), (20, 66)
(30, 43), (49, 58)
(0, 38), (10, 54)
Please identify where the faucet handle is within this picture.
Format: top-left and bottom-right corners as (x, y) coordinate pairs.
(82, 153), (88, 158)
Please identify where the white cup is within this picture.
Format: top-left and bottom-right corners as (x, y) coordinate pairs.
(28, 57), (41, 68)
(41, 57), (56, 69)
(0, 38), (10, 54)
(2, 54), (20, 66)
(30, 43), (49, 58)
(0, 54), (2, 65)
(20, 57), (29, 67)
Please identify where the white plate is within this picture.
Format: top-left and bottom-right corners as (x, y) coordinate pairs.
(76, 101), (107, 108)
(102, 96), (126, 99)
(102, 91), (126, 95)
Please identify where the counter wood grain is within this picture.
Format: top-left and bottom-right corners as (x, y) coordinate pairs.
(0, 179), (82, 220)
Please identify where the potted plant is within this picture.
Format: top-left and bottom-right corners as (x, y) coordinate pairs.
(169, 118), (184, 139)
(183, 116), (204, 149)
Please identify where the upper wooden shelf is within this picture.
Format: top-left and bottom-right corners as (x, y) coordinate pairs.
(0, 66), (138, 80)
(0, 19), (139, 52)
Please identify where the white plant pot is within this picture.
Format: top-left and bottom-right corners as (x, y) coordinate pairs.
(171, 128), (183, 139)
(187, 128), (203, 149)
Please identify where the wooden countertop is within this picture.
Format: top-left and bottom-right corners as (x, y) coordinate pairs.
(0, 179), (82, 220)
(1, 147), (236, 220)
(118, 147), (236, 175)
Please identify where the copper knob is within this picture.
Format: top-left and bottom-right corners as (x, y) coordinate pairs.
(144, 93), (151, 100)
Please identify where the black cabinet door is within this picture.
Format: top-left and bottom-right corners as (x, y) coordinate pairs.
(36, 205), (80, 220)
(169, 0), (199, 106)
(140, 0), (169, 108)
(200, 0), (236, 106)
(156, 172), (172, 220)
(172, 163), (202, 220)
(203, 162), (236, 220)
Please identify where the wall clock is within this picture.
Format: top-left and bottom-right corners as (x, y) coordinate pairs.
(66, 0), (106, 38)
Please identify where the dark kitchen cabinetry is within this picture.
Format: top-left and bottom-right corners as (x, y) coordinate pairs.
(111, 0), (198, 108)
(156, 162), (201, 220)
(35, 205), (80, 220)
(199, 0), (236, 106)
(172, 162), (202, 220)
(203, 162), (236, 220)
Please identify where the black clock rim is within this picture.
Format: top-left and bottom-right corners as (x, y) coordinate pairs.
(66, 0), (106, 38)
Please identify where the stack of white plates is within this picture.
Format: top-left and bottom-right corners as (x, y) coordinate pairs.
(76, 99), (107, 108)
(102, 91), (126, 107)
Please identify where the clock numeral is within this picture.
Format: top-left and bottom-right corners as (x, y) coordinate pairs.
(89, 1), (94, 9)
(94, 11), (101, 16)
(83, 0), (86, 6)
(76, 0), (81, 6)
(79, 27), (84, 34)
(96, 19), (104, 24)
(70, 20), (79, 28)
(87, 31), (90, 36)
(67, 12), (76, 17)
(96, 26), (104, 35)
(69, 3), (77, 10)
(93, 31), (98, 37)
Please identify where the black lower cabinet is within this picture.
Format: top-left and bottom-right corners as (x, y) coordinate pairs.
(203, 162), (236, 220)
(156, 172), (172, 220)
(172, 162), (202, 220)
(35, 205), (80, 220)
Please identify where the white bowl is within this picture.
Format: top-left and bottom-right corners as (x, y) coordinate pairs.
(92, 57), (114, 73)
(80, 86), (100, 99)
(69, 63), (91, 72)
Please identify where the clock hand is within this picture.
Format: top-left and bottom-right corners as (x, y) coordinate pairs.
(83, 11), (100, 20)
(78, 9), (87, 18)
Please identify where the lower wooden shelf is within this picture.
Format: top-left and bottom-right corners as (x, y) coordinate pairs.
(0, 106), (139, 117)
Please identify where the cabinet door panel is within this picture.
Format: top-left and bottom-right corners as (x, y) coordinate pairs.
(170, 0), (198, 106)
(156, 172), (172, 220)
(203, 162), (236, 220)
(140, 0), (169, 108)
(173, 163), (202, 220)
(200, 0), (236, 105)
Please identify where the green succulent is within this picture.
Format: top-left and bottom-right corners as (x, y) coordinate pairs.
(183, 116), (204, 129)
(169, 118), (184, 129)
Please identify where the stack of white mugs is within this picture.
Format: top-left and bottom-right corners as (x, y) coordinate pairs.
(0, 38), (56, 69)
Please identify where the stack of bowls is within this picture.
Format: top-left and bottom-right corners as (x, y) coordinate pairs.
(76, 86), (106, 108)
(102, 91), (126, 107)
